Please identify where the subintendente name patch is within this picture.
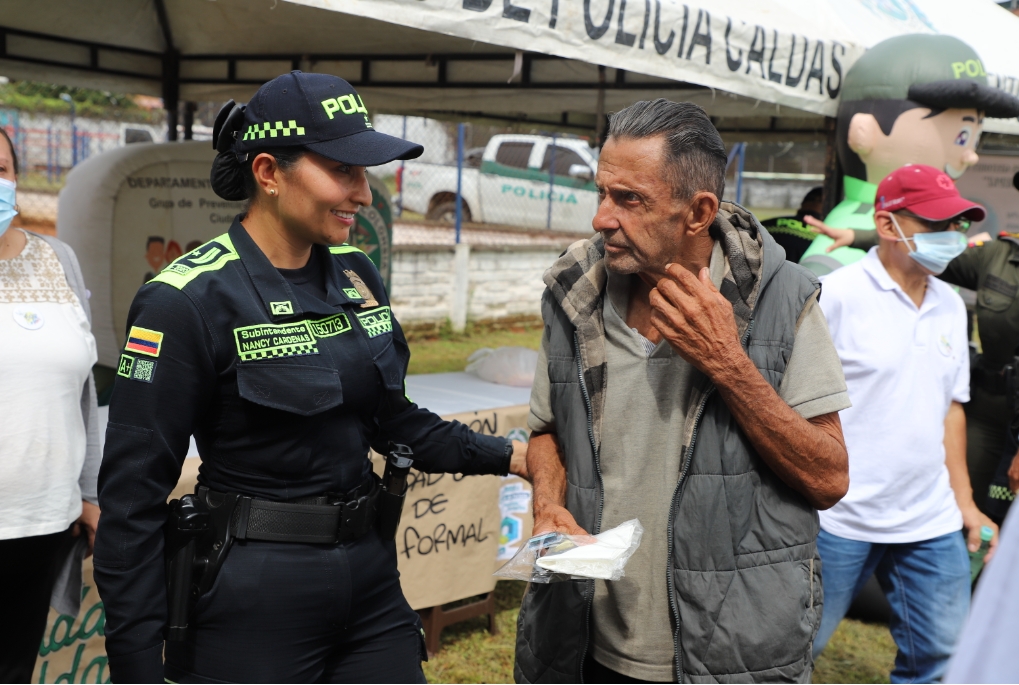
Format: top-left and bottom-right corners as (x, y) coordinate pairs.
(117, 353), (157, 383)
(234, 321), (319, 362)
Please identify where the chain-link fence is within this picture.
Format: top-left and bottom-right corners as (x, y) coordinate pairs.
(0, 108), (167, 226)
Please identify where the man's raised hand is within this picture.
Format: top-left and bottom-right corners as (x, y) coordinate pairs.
(649, 264), (742, 379)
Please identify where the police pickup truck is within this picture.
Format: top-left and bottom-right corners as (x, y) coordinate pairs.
(398, 133), (598, 233)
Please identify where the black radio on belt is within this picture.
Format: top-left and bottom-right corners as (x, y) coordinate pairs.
(377, 443), (414, 540)
(164, 494), (210, 641)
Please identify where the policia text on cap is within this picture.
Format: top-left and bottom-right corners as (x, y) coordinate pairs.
(92, 72), (528, 684)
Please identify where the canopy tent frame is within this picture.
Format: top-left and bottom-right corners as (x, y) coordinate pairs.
(3, 0), (1017, 219)
(0, 19), (833, 154)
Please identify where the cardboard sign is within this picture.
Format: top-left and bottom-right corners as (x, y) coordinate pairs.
(369, 405), (532, 609)
(32, 405), (533, 681)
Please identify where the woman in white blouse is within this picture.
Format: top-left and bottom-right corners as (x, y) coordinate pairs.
(0, 128), (101, 681)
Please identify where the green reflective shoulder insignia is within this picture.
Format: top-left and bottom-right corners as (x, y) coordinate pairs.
(233, 321), (319, 362)
(328, 244), (366, 256)
(150, 234), (239, 290)
(356, 306), (392, 338)
(342, 287), (361, 300)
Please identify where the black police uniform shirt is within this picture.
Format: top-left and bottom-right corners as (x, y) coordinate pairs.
(93, 217), (511, 663)
(760, 212), (817, 263)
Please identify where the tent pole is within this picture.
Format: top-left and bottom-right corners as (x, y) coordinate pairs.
(162, 50), (180, 142)
(821, 116), (841, 217)
(183, 102), (196, 140)
(595, 65), (606, 146)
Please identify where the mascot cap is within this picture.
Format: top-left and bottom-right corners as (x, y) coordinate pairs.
(841, 35), (1019, 119)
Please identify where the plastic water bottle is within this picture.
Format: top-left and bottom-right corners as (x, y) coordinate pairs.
(969, 525), (994, 582)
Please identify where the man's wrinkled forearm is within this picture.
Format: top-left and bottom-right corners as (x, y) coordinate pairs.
(527, 432), (588, 535)
(527, 432), (567, 513)
(710, 351), (849, 509)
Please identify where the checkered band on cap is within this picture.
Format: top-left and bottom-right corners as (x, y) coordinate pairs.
(242, 120), (306, 141)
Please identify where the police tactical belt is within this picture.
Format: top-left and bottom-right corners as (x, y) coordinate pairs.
(199, 479), (380, 545)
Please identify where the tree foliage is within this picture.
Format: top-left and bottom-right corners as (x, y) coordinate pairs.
(0, 80), (162, 122)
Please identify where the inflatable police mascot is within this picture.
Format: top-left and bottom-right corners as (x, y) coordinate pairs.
(799, 33), (1019, 276)
(93, 71), (527, 684)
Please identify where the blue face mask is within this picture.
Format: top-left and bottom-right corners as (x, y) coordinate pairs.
(0, 178), (17, 239)
(891, 214), (967, 275)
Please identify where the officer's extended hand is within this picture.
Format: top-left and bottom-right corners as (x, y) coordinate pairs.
(803, 215), (855, 252)
(649, 264), (742, 379)
(509, 439), (530, 481)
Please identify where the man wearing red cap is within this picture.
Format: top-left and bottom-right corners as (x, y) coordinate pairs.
(812, 164), (999, 683)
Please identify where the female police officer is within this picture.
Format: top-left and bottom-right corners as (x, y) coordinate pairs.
(93, 71), (526, 683)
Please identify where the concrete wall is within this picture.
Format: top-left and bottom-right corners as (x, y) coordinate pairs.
(738, 179), (820, 210)
(390, 244), (559, 329)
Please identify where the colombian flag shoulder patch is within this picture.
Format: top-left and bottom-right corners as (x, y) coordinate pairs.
(125, 326), (164, 357)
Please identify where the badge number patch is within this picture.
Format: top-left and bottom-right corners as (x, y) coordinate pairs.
(357, 306), (392, 338)
(234, 321), (319, 362)
(125, 326), (163, 357)
(118, 354), (157, 383)
(308, 312), (352, 339)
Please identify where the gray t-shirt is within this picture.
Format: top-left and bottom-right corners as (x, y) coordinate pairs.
(527, 243), (851, 681)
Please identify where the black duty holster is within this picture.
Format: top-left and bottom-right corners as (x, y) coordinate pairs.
(164, 476), (386, 641)
(164, 489), (242, 641)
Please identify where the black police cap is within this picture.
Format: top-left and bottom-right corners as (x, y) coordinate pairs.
(228, 71), (423, 166)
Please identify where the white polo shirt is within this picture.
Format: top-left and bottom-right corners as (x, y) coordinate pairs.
(818, 248), (968, 543)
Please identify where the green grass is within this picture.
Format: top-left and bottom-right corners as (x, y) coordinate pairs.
(405, 322), (543, 376)
(814, 619), (897, 684)
(424, 582), (896, 683)
(423, 582), (525, 683)
(424, 581), (896, 683)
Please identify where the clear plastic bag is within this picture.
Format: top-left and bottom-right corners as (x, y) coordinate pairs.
(494, 519), (643, 583)
(465, 346), (539, 387)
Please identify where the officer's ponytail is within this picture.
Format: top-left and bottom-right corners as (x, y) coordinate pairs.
(210, 150), (248, 201)
(210, 100), (305, 202)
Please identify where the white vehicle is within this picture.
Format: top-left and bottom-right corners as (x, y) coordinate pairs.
(398, 133), (598, 233)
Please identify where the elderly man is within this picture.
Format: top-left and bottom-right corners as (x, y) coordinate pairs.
(516, 99), (851, 684)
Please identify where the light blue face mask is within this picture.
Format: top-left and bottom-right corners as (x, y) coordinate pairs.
(0, 178), (17, 239)
(890, 214), (967, 275)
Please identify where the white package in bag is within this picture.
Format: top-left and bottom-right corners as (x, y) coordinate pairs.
(494, 519), (643, 583)
(465, 347), (539, 387)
